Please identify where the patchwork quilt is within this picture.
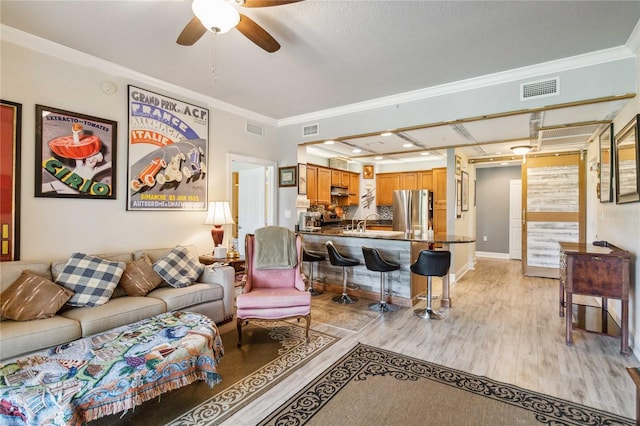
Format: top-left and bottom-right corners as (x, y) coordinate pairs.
(0, 311), (224, 425)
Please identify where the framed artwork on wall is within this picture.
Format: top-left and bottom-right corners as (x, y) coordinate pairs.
(0, 100), (22, 261)
(35, 105), (117, 199)
(456, 178), (462, 218)
(127, 86), (209, 211)
(363, 164), (374, 179)
(298, 163), (307, 195)
(614, 114), (639, 204)
(599, 123), (613, 203)
(455, 155), (462, 176)
(461, 171), (469, 211)
(279, 166), (297, 187)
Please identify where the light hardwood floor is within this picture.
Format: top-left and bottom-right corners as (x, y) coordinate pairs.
(221, 257), (638, 425)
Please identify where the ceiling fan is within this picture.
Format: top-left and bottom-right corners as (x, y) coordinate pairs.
(177, 0), (302, 53)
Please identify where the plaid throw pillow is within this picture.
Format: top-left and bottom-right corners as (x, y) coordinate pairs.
(56, 253), (126, 307)
(153, 245), (204, 288)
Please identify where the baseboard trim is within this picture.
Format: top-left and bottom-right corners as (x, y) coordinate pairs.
(475, 251), (512, 259)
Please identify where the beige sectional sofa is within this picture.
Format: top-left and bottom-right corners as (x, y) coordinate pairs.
(0, 245), (235, 361)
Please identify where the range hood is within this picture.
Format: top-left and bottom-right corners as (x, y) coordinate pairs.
(330, 186), (349, 196)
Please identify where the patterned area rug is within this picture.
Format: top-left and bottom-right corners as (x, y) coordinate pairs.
(90, 321), (337, 426)
(259, 343), (634, 426)
(167, 321), (337, 426)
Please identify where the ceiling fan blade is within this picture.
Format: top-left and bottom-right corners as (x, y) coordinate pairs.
(177, 16), (208, 46)
(236, 13), (280, 52)
(241, 0), (302, 8)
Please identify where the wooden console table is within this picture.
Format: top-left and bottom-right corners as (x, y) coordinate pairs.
(559, 241), (631, 354)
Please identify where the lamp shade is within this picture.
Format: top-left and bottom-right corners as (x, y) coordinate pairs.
(204, 201), (234, 226)
(192, 0), (240, 34)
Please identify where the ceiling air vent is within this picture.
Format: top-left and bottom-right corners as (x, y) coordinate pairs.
(520, 77), (559, 101)
(302, 123), (320, 137)
(245, 122), (264, 136)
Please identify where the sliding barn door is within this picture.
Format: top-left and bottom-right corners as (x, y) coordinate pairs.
(522, 153), (585, 278)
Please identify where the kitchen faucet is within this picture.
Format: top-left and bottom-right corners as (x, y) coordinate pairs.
(363, 213), (381, 232)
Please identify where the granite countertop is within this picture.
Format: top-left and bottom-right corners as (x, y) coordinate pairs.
(300, 228), (476, 244)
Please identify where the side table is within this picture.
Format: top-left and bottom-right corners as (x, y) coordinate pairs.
(200, 255), (245, 283)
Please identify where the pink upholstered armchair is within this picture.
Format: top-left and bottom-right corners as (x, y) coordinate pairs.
(236, 227), (311, 346)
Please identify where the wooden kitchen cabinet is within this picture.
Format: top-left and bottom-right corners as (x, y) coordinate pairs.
(331, 170), (350, 187)
(432, 167), (447, 235)
(306, 165), (317, 204)
(400, 172), (418, 190)
(317, 167), (332, 205)
(376, 173), (400, 205)
(418, 171), (432, 190)
(348, 172), (360, 206)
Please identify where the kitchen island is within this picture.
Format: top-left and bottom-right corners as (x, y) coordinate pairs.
(300, 229), (475, 308)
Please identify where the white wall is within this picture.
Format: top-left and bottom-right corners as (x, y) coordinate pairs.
(591, 52), (640, 351)
(1, 40), (279, 261)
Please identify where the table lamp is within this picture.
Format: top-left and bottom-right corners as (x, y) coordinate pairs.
(204, 201), (234, 253)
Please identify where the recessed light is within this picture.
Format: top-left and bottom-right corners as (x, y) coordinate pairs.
(324, 140), (335, 145)
(420, 152), (430, 156)
(380, 131), (393, 137)
(352, 148), (362, 153)
(403, 143), (413, 148)
(374, 156), (383, 160)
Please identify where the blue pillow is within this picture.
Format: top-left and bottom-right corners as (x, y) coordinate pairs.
(56, 253), (125, 307)
(153, 246), (204, 288)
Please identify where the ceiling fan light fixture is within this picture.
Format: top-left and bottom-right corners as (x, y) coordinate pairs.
(511, 145), (532, 155)
(192, 0), (240, 34)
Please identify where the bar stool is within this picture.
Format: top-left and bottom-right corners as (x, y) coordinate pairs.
(410, 249), (451, 320)
(302, 248), (324, 296)
(325, 240), (360, 304)
(362, 246), (400, 312)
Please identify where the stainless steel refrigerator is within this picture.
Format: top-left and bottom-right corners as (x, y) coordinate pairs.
(392, 190), (433, 235)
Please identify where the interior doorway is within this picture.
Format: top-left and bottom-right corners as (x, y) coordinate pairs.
(228, 154), (277, 255)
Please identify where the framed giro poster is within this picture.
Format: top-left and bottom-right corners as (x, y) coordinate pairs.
(127, 86), (209, 211)
(35, 105), (117, 199)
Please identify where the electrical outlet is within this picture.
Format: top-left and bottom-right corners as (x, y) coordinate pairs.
(483, 236), (488, 241)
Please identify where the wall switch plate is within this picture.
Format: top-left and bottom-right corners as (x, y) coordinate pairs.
(284, 210), (291, 218)
(483, 236), (488, 241)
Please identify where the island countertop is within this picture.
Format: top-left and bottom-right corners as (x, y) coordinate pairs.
(300, 228), (476, 244)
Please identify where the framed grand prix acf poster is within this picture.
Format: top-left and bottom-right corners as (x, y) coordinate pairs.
(35, 105), (117, 199)
(127, 86), (209, 211)
(0, 100), (21, 261)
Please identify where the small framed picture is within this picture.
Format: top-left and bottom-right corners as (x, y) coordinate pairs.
(363, 164), (374, 179)
(298, 163), (307, 195)
(279, 166), (297, 187)
(455, 155), (462, 176)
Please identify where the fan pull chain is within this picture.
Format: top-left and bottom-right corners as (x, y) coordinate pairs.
(211, 32), (218, 83)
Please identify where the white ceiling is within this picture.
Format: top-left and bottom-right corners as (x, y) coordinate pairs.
(2, 0), (639, 162)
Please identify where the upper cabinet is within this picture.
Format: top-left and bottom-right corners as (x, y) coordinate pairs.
(348, 172), (360, 206)
(376, 173), (400, 205)
(376, 170), (435, 205)
(317, 167), (332, 205)
(307, 164), (359, 207)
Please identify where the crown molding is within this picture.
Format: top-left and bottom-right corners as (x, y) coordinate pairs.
(0, 24), (277, 126)
(277, 45), (636, 127)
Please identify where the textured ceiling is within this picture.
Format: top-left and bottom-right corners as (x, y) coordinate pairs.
(2, 0), (639, 120)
